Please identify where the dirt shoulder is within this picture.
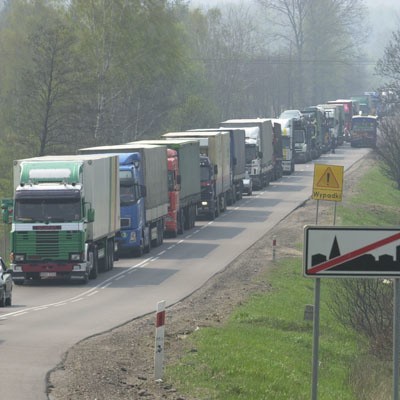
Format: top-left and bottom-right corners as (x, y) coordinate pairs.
(47, 152), (374, 400)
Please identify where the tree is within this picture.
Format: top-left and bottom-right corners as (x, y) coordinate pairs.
(0, 0), (84, 157)
(329, 279), (393, 358)
(376, 29), (400, 111)
(375, 115), (400, 189)
(21, 21), (83, 155)
(257, 0), (368, 107)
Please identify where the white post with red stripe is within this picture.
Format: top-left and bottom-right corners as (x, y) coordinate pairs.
(154, 300), (166, 380)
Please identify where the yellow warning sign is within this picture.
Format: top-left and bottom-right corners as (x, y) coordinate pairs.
(312, 164), (344, 202)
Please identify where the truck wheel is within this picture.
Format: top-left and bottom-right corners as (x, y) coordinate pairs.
(5, 292), (12, 306)
(191, 205), (196, 228)
(158, 220), (164, 245)
(108, 240), (114, 270)
(178, 210), (185, 234)
(0, 291), (5, 307)
(89, 247), (98, 280)
(144, 230), (151, 253)
(220, 193), (226, 212)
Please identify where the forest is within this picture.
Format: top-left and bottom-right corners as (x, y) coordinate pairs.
(0, 0), (369, 196)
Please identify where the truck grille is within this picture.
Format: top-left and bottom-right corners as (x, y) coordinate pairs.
(120, 218), (131, 228)
(13, 230), (83, 260)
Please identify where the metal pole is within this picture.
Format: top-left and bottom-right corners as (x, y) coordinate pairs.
(311, 278), (321, 400)
(333, 203), (337, 226)
(394, 279), (400, 400)
(315, 200), (319, 225)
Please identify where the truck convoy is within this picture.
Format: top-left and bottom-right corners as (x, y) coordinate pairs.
(79, 144), (169, 256)
(10, 154), (120, 284)
(135, 139), (201, 236)
(220, 119), (274, 189)
(5, 89), (375, 286)
(163, 131), (231, 220)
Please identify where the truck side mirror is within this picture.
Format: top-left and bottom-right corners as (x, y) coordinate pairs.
(87, 208), (95, 223)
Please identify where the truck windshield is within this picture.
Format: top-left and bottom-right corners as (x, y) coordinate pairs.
(351, 118), (377, 132)
(200, 166), (211, 182)
(120, 180), (139, 206)
(245, 144), (258, 164)
(14, 198), (81, 222)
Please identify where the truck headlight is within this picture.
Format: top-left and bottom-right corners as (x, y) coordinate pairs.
(14, 254), (25, 262)
(201, 201), (208, 206)
(70, 253), (82, 261)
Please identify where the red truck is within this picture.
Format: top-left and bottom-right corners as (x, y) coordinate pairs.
(136, 139), (201, 236)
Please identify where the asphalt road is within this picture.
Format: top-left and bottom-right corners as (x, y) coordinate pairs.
(0, 144), (371, 400)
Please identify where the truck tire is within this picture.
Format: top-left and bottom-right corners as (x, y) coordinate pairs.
(0, 291), (6, 307)
(158, 220), (164, 246)
(144, 229), (151, 253)
(107, 240), (114, 271)
(178, 209), (185, 234)
(89, 247), (98, 280)
(5, 292), (11, 306)
(190, 205), (196, 228)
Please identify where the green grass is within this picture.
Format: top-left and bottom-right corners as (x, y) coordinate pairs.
(338, 164), (400, 226)
(166, 162), (397, 400)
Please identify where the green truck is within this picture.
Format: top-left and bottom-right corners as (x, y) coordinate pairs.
(9, 154), (120, 284)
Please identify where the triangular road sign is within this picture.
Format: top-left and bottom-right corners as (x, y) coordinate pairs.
(316, 167), (340, 188)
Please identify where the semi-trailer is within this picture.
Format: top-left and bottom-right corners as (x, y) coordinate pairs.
(220, 119), (274, 189)
(134, 139), (201, 236)
(10, 154), (120, 284)
(162, 131), (230, 220)
(79, 144), (169, 255)
(188, 128), (246, 205)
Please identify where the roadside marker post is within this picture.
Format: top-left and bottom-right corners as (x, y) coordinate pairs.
(154, 300), (166, 381)
(272, 235), (277, 261)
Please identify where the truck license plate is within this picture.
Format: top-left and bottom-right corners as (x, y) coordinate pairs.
(40, 272), (57, 278)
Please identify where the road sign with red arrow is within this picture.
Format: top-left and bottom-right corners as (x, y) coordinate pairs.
(304, 226), (400, 277)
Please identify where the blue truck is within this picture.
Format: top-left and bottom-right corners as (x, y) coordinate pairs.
(79, 144), (169, 256)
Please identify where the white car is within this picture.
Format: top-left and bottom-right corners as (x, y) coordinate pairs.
(279, 109), (303, 120)
(242, 172), (253, 195)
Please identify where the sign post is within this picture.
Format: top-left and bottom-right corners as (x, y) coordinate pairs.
(154, 300), (166, 381)
(394, 280), (400, 400)
(304, 226), (400, 399)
